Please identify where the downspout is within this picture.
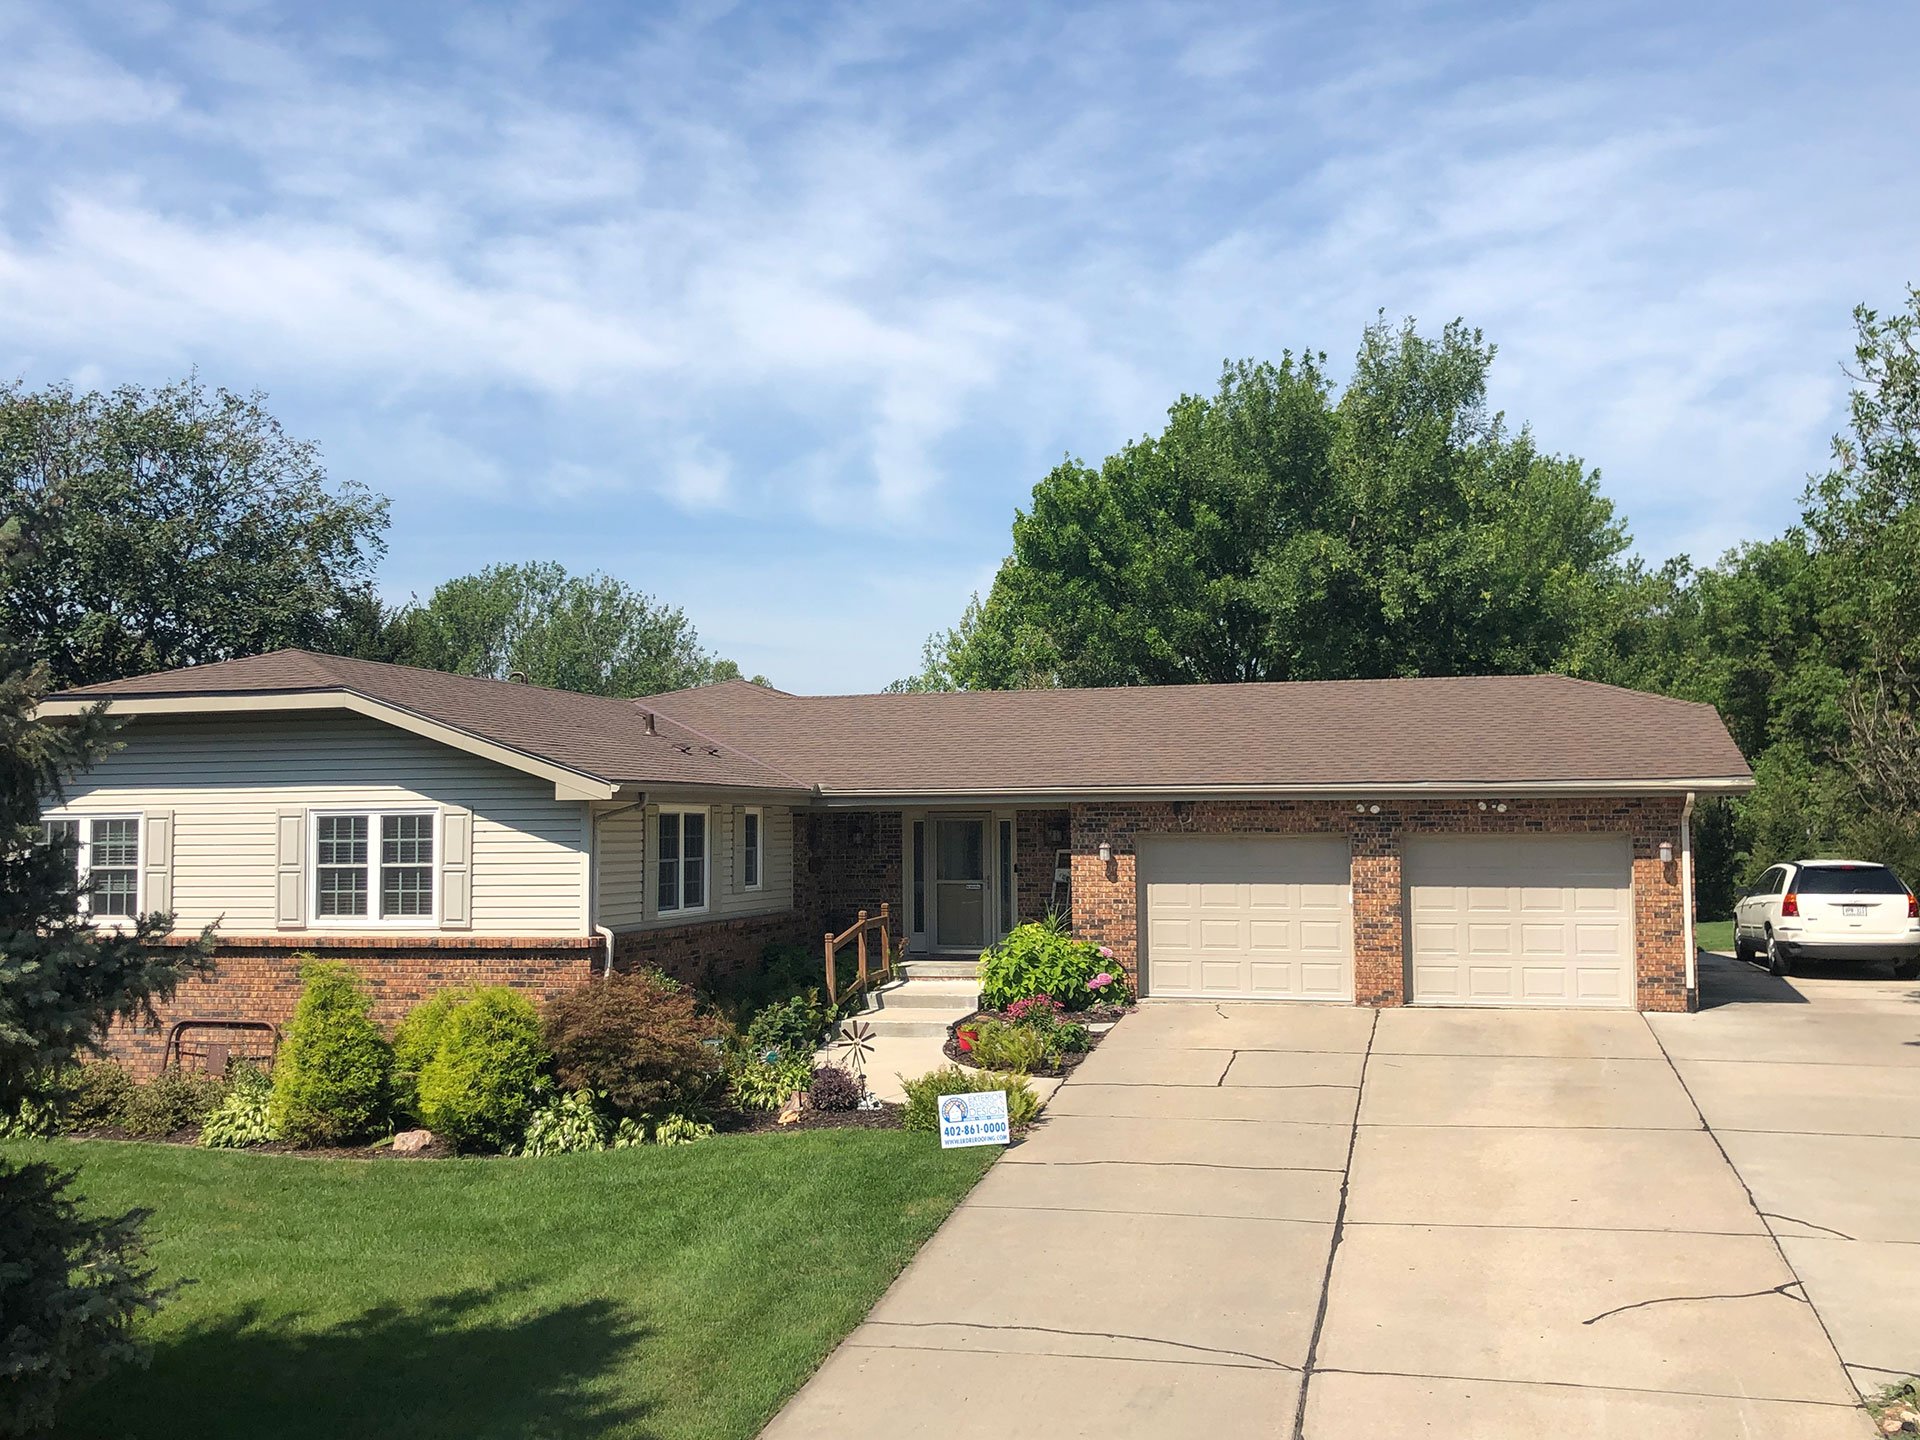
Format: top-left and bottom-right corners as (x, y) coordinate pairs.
(590, 797), (647, 978)
(1681, 791), (1698, 1008)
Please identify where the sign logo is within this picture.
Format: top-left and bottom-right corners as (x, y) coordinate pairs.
(937, 1090), (1010, 1149)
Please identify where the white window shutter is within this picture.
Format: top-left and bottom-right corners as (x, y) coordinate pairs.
(441, 808), (472, 929)
(144, 810), (174, 918)
(732, 806), (745, 889)
(276, 809), (305, 929)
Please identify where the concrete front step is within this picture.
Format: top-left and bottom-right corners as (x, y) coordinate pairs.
(868, 979), (980, 1011)
(900, 957), (981, 980)
(855, 1014), (966, 1039)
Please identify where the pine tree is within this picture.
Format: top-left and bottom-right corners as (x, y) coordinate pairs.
(0, 515), (214, 1433)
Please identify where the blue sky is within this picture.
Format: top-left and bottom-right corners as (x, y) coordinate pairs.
(3, 1), (1916, 691)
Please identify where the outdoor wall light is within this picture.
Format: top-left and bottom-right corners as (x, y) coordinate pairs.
(1659, 840), (1675, 864)
(1495, 802), (1507, 813)
(1368, 804), (1380, 815)
(1354, 803), (1365, 814)
(1098, 841), (1112, 864)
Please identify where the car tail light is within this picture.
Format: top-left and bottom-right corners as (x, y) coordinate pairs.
(1909, 893), (1918, 919)
(1781, 893), (1799, 917)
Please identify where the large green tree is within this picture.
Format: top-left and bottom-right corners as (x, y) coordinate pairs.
(915, 318), (1628, 689)
(0, 378), (389, 690)
(0, 519), (213, 1432)
(394, 562), (749, 697)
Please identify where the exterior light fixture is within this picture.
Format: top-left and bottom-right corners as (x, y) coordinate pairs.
(1368, 804), (1380, 815)
(1659, 840), (1674, 864)
(1478, 801), (1488, 811)
(1494, 803), (1508, 813)
(1354, 803), (1365, 814)
(1097, 841), (1112, 864)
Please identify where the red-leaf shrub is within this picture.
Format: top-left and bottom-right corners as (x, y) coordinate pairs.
(807, 1064), (862, 1112)
(542, 971), (728, 1119)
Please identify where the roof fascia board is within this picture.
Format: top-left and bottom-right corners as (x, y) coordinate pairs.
(36, 691), (618, 801)
(805, 776), (1754, 807)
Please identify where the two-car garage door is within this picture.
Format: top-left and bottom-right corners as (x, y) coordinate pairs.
(1139, 833), (1634, 1007)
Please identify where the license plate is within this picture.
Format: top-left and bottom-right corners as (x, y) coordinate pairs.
(1843, 904), (1867, 917)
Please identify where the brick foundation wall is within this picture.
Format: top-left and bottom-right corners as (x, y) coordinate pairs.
(1069, 796), (1691, 1013)
(609, 910), (815, 990)
(106, 935), (605, 1077)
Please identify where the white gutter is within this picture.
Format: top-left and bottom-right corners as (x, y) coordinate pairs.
(1681, 791), (1698, 1005)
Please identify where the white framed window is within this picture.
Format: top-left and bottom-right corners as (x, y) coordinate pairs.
(657, 806), (709, 915)
(740, 807), (762, 891)
(309, 809), (438, 925)
(40, 815), (141, 920)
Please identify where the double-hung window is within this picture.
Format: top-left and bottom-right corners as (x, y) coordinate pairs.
(40, 816), (140, 919)
(740, 807), (762, 891)
(312, 811), (436, 922)
(657, 807), (708, 914)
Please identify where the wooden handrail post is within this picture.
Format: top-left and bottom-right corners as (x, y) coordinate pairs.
(823, 931), (838, 1007)
(856, 909), (869, 992)
(878, 902), (892, 979)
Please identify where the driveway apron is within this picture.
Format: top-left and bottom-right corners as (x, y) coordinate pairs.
(762, 989), (1876, 1439)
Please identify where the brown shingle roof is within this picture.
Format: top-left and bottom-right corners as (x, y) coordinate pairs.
(52, 653), (1752, 797)
(645, 674), (1751, 796)
(50, 651), (808, 792)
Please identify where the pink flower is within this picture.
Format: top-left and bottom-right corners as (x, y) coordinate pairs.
(1089, 972), (1114, 990)
(1097, 946), (1115, 959)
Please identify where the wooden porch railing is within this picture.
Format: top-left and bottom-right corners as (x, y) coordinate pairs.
(824, 903), (895, 1008)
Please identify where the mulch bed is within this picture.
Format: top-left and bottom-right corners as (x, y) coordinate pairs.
(942, 1005), (1132, 1078)
(719, 1103), (904, 1134)
(60, 1124), (462, 1160)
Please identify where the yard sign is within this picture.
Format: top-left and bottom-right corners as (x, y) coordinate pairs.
(937, 1091), (1010, 1149)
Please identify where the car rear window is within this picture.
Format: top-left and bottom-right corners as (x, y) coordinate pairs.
(1794, 865), (1908, 895)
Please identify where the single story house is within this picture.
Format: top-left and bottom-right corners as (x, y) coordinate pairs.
(38, 650), (1751, 1070)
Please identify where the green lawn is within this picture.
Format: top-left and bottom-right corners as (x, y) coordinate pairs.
(7, 1132), (993, 1440)
(1695, 918), (1735, 954)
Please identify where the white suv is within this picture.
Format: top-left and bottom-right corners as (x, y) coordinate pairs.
(1733, 859), (1920, 978)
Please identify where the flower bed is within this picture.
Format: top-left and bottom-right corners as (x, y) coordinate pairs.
(942, 997), (1130, 1078)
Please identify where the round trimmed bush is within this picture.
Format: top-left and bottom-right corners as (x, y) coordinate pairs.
(268, 960), (393, 1146)
(807, 1064), (862, 1112)
(390, 987), (470, 1123)
(416, 988), (547, 1151)
(542, 971), (727, 1120)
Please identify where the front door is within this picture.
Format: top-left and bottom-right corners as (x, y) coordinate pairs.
(932, 816), (988, 950)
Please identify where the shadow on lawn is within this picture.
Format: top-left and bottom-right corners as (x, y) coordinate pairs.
(59, 1287), (658, 1440)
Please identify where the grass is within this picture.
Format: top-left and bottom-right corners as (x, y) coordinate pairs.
(6, 1131), (993, 1440)
(1695, 918), (1735, 953)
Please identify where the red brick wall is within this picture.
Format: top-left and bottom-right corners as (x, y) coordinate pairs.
(610, 910), (815, 990)
(1016, 808), (1071, 923)
(1069, 797), (1690, 1012)
(796, 810), (903, 944)
(107, 935), (604, 1077)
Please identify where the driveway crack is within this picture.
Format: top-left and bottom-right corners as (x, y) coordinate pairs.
(1581, 1279), (1807, 1326)
(1760, 1211), (1857, 1241)
(1216, 1049), (1239, 1085)
(862, 1320), (1300, 1371)
(1290, 1008), (1377, 1440)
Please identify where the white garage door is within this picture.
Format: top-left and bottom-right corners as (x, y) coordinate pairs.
(1142, 836), (1353, 1000)
(1406, 835), (1634, 1007)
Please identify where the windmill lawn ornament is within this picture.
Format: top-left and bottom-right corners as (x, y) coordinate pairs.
(837, 1018), (875, 1082)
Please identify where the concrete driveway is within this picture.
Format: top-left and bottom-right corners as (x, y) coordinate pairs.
(762, 964), (1911, 1439)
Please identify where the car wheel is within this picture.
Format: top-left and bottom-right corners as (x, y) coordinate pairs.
(1894, 959), (1920, 981)
(1765, 935), (1792, 977)
(1734, 932), (1755, 963)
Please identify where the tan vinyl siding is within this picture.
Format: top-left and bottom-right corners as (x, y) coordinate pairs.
(46, 715), (588, 936)
(595, 802), (795, 932)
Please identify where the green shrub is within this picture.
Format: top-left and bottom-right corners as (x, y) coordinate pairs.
(964, 1019), (1051, 1072)
(268, 961), (393, 1147)
(417, 987), (547, 1151)
(518, 1086), (610, 1157)
(1053, 1022), (1092, 1054)
(0, 1159), (169, 1436)
(122, 1069), (229, 1138)
(807, 1064), (863, 1112)
(900, 1065), (1039, 1133)
(652, 1113), (715, 1145)
(66, 1063), (137, 1131)
(541, 971), (727, 1120)
(390, 988), (469, 1122)
(979, 917), (1125, 1011)
(727, 1054), (814, 1112)
(742, 992), (833, 1061)
(199, 1064), (276, 1149)
(0, 1074), (68, 1139)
